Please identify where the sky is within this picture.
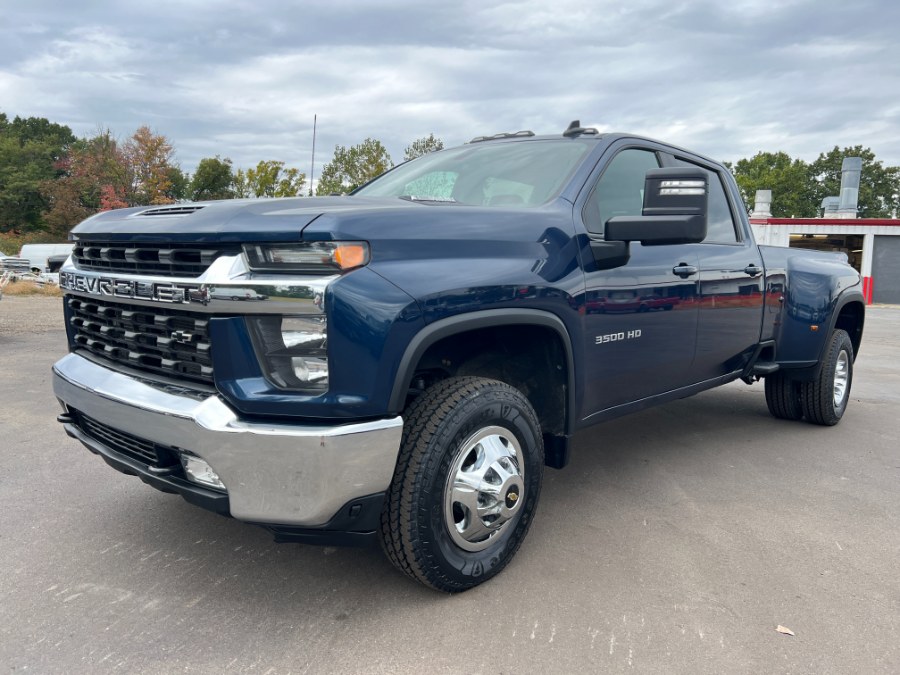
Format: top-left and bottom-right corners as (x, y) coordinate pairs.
(2, 0), (899, 184)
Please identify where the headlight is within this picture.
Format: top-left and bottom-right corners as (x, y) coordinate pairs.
(246, 315), (328, 391)
(243, 242), (369, 273)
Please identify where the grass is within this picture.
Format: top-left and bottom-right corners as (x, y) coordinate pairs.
(1, 280), (63, 297)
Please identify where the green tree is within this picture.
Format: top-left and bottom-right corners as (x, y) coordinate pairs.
(244, 160), (306, 197)
(730, 152), (816, 217)
(273, 166), (305, 197)
(0, 112), (75, 233)
(809, 146), (900, 218)
(404, 133), (444, 162)
(190, 156), (234, 201)
(232, 168), (250, 198)
(316, 138), (392, 195)
(165, 166), (189, 202)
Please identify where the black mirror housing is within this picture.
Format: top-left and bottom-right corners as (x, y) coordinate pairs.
(589, 240), (630, 270)
(605, 167), (709, 245)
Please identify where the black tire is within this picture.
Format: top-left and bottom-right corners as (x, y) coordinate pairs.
(800, 329), (854, 426)
(380, 376), (543, 592)
(764, 372), (803, 420)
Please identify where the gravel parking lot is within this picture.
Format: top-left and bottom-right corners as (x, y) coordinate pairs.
(1, 296), (899, 673)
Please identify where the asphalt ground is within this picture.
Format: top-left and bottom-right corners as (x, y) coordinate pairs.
(1, 296), (898, 674)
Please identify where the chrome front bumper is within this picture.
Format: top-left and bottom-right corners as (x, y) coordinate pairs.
(52, 353), (403, 527)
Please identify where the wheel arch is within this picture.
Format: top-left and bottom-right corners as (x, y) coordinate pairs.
(829, 292), (865, 361)
(388, 309), (576, 467)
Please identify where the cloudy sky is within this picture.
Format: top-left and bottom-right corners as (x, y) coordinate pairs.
(2, 0), (899, 182)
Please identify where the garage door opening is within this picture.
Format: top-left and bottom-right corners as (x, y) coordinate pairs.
(789, 233), (864, 273)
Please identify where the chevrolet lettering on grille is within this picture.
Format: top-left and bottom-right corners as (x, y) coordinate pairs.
(60, 272), (203, 304)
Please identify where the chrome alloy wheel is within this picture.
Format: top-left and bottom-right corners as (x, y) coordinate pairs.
(444, 426), (525, 552)
(833, 349), (850, 408)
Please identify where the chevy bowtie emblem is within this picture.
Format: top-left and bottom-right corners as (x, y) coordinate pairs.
(170, 330), (194, 344)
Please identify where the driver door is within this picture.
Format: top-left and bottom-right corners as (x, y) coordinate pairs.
(579, 146), (701, 418)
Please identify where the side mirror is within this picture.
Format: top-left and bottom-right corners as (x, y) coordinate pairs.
(589, 240), (630, 270)
(605, 167), (708, 245)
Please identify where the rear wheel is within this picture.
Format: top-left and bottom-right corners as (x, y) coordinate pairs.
(380, 376), (543, 592)
(800, 329), (854, 426)
(764, 372), (803, 420)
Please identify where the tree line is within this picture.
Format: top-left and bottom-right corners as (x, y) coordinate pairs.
(0, 110), (444, 247)
(3, 108), (897, 249)
(728, 148), (899, 218)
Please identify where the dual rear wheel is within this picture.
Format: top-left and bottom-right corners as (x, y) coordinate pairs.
(764, 329), (854, 426)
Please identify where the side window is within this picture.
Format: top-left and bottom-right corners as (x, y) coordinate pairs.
(583, 149), (660, 235)
(670, 157), (738, 244)
(701, 173), (739, 243)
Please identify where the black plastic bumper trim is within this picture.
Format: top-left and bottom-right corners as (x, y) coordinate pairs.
(258, 493), (386, 547)
(63, 421), (231, 516)
(62, 418), (387, 547)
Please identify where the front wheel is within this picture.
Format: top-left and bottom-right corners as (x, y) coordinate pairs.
(801, 329), (854, 426)
(380, 376), (543, 592)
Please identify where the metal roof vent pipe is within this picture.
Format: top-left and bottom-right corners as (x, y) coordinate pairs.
(837, 157), (862, 218)
(822, 196), (840, 216)
(751, 189), (772, 218)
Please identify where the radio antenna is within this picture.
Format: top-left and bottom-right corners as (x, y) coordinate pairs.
(309, 114), (317, 197)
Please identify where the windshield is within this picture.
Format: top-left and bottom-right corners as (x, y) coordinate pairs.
(356, 139), (592, 207)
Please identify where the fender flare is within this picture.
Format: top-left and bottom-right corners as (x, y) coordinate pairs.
(387, 308), (577, 432)
(823, 287), (866, 360)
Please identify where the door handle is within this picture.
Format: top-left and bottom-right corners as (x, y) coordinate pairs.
(743, 264), (763, 277)
(672, 264), (698, 278)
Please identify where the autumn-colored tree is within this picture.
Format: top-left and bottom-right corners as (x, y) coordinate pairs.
(124, 126), (176, 205)
(99, 184), (129, 211)
(316, 139), (393, 195)
(404, 134), (444, 162)
(41, 130), (131, 237)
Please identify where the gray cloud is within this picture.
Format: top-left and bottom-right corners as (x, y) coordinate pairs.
(2, 0), (899, 182)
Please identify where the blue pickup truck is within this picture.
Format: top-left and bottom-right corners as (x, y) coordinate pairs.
(53, 123), (864, 591)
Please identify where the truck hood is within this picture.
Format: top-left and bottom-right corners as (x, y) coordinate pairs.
(70, 195), (569, 245)
(70, 197), (426, 243)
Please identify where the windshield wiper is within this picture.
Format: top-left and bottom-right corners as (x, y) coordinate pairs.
(398, 195), (458, 204)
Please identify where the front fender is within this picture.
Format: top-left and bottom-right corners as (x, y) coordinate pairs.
(386, 309), (577, 428)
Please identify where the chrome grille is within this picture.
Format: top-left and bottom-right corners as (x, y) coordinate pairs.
(67, 296), (214, 385)
(72, 241), (242, 277)
(74, 410), (179, 467)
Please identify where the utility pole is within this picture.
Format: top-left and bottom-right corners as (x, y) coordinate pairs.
(309, 114), (317, 197)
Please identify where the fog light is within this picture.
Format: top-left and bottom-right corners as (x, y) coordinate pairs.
(179, 452), (226, 491)
(291, 355), (329, 383)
